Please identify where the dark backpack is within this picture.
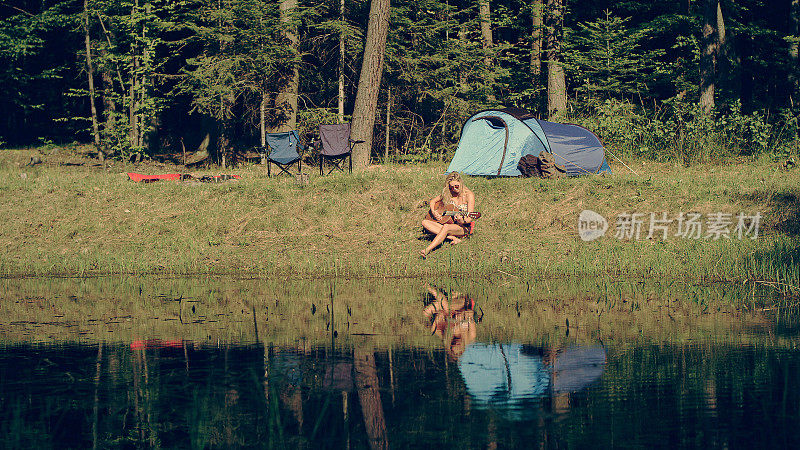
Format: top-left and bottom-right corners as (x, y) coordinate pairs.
(517, 154), (542, 178)
(517, 152), (566, 178)
(538, 151), (566, 178)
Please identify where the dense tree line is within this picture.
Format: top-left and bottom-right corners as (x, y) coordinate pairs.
(1, 0), (799, 166)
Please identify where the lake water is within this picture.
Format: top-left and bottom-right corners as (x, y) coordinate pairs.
(0, 277), (798, 448)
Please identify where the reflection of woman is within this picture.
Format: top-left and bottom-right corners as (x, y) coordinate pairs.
(423, 286), (477, 360)
(420, 172), (476, 258)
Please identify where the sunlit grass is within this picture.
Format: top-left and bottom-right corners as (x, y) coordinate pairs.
(0, 146), (798, 292)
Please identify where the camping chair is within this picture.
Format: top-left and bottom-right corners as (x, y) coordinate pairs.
(260, 130), (305, 177)
(315, 123), (363, 175)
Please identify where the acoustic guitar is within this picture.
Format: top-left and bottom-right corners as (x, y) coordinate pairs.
(425, 200), (482, 225)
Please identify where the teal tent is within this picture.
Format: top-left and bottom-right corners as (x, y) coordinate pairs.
(447, 108), (612, 177)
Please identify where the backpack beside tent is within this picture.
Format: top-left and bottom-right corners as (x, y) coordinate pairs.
(446, 108), (611, 177)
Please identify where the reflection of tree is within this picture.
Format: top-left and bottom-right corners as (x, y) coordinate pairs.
(6, 339), (800, 448)
(354, 346), (389, 450)
(91, 342), (102, 450)
(132, 346), (158, 447)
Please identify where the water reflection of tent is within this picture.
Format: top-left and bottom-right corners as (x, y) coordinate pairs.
(458, 344), (606, 409)
(551, 346), (607, 394)
(458, 343), (550, 406)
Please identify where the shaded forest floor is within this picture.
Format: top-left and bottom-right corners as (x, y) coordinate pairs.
(1, 145), (799, 297)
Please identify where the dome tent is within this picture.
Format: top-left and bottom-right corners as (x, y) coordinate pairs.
(446, 108), (611, 177)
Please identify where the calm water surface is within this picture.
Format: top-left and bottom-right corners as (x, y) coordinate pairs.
(0, 277), (797, 448)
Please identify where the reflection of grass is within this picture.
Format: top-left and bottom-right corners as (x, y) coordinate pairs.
(0, 148), (798, 288)
(0, 277), (793, 347)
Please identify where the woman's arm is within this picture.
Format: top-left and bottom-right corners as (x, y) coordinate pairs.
(428, 195), (443, 221)
(463, 190), (476, 224)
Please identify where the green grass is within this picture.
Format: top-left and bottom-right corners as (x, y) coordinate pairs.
(0, 146), (798, 293)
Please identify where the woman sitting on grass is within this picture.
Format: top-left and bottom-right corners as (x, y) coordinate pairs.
(420, 172), (476, 258)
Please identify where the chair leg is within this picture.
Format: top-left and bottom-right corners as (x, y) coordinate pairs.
(320, 155), (323, 176)
(283, 166), (293, 176)
(349, 154), (352, 173)
(268, 160), (271, 177)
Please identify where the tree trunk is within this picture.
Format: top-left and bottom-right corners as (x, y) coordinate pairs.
(354, 347), (389, 450)
(99, 46), (116, 152)
(458, 25), (469, 92)
(716, 2), (726, 49)
(792, 0), (800, 63)
(479, 0), (493, 61)
(141, 2), (155, 153)
(351, 0), (391, 169)
(546, 0), (566, 120)
(479, 0), (495, 102)
(129, 0), (140, 150)
(83, 0), (102, 157)
(790, 0), (799, 103)
(95, 11), (124, 149)
(385, 86), (391, 161)
(273, 0), (300, 132)
(260, 94), (267, 147)
(218, 92), (234, 167)
(699, 0), (717, 114)
(531, 0), (543, 79)
(218, 0), (234, 166)
(715, 1), (728, 97)
(338, 0), (346, 123)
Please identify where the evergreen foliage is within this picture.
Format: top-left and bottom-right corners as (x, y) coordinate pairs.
(564, 10), (662, 101)
(1, 0), (799, 163)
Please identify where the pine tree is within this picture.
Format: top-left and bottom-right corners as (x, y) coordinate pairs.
(564, 10), (663, 102)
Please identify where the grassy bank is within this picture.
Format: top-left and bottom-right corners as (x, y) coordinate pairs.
(1, 146), (798, 289)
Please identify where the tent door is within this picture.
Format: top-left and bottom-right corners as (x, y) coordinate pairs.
(473, 115), (510, 176)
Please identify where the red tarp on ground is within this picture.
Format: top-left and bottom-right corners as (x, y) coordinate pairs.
(127, 172), (182, 182)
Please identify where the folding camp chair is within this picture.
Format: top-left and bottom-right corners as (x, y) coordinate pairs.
(316, 123), (363, 175)
(260, 130), (305, 177)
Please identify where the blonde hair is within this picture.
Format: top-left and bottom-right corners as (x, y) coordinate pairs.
(441, 172), (465, 202)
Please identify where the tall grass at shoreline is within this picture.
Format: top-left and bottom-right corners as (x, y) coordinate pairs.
(0, 147), (798, 291)
(0, 276), (792, 346)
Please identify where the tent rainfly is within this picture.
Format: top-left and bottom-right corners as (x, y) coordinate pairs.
(446, 108), (612, 177)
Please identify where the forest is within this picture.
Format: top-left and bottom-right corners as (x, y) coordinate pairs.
(1, 0), (799, 167)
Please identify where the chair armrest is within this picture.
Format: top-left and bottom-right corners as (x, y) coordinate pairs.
(348, 139), (365, 151)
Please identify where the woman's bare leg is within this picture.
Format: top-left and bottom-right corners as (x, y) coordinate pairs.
(423, 219), (460, 243)
(422, 224), (465, 257)
(421, 219), (443, 235)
